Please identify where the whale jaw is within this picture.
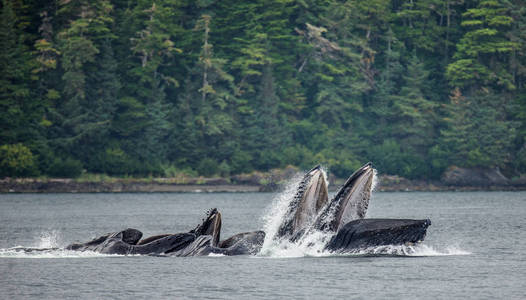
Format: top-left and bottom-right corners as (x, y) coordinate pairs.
(276, 165), (328, 240)
(190, 208), (222, 246)
(325, 218), (431, 252)
(314, 162), (375, 233)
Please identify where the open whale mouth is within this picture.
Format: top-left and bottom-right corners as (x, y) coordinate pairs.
(58, 163), (431, 257)
(190, 208), (222, 246)
(314, 162), (376, 233)
(275, 165), (328, 240)
(325, 218), (431, 252)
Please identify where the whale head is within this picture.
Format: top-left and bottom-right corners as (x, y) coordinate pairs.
(314, 162), (376, 233)
(275, 165), (329, 240)
(190, 208), (222, 246)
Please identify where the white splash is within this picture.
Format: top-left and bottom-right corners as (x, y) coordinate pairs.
(336, 244), (471, 257)
(259, 230), (335, 258)
(259, 172), (304, 254)
(409, 244), (471, 256)
(320, 165), (329, 187)
(207, 253), (226, 257)
(36, 230), (62, 248)
(0, 230), (124, 259)
(0, 247), (119, 258)
(371, 168), (378, 193)
(259, 168), (337, 258)
(257, 167), (470, 258)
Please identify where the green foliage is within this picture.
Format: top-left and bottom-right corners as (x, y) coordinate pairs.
(1, 0), (525, 180)
(391, 52), (437, 156)
(437, 89), (518, 169)
(282, 145), (315, 169)
(197, 158), (219, 177)
(162, 164), (198, 178)
(326, 156), (362, 179)
(91, 147), (133, 175)
(447, 0), (516, 89)
(0, 144), (38, 177)
(515, 146), (526, 173)
(47, 157), (83, 178)
(218, 160), (231, 177)
(369, 139), (428, 179)
(230, 151), (253, 174)
(0, 0), (37, 145)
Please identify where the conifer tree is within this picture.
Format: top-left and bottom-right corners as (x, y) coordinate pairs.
(125, 2), (177, 169)
(393, 52), (437, 154)
(1, 0), (526, 179)
(83, 39), (121, 171)
(368, 27), (405, 142)
(446, 0), (517, 90)
(53, 0), (115, 157)
(0, 0), (34, 144)
(34, 9), (60, 107)
(438, 89), (517, 168)
(172, 14), (237, 170)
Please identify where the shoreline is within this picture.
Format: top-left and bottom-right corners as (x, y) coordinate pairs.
(1, 177), (525, 193)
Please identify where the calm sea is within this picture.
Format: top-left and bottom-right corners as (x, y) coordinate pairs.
(1, 191), (525, 299)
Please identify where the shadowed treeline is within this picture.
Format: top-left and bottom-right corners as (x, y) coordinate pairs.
(1, 0), (525, 180)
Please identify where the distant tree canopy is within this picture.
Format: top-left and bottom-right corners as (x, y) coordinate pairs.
(0, 0), (525, 179)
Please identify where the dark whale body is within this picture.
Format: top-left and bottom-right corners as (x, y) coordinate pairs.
(66, 229), (195, 255)
(273, 162), (432, 253)
(65, 208), (265, 256)
(66, 229), (265, 256)
(325, 218), (431, 252)
(60, 163), (431, 256)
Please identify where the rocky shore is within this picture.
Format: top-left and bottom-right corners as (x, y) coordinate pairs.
(0, 178), (260, 193)
(2, 165), (526, 193)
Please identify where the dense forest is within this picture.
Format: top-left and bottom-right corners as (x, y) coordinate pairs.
(0, 0), (525, 180)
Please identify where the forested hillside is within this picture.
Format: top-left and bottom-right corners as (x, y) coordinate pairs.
(1, 0), (525, 179)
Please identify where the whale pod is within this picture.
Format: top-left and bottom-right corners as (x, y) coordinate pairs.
(62, 163), (431, 256)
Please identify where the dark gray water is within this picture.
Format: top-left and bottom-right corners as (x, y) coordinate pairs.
(1, 191), (525, 299)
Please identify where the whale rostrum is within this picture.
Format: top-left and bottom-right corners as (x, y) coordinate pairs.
(61, 163), (431, 256)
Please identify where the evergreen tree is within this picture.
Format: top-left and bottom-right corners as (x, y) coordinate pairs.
(393, 52), (437, 154)
(393, 0), (445, 53)
(446, 0), (517, 90)
(83, 39), (121, 171)
(173, 14), (238, 172)
(367, 27), (405, 144)
(245, 63), (289, 169)
(437, 88), (517, 169)
(1, 0), (526, 180)
(509, 0), (526, 90)
(0, 0), (43, 152)
(34, 8), (60, 107)
(122, 1), (184, 171)
(52, 0), (115, 160)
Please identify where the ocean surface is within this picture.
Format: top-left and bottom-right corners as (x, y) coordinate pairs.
(1, 190), (525, 299)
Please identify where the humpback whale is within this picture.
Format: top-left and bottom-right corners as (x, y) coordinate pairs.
(65, 208), (265, 256)
(276, 165), (329, 241)
(59, 162), (430, 256)
(272, 162), (430, 252)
